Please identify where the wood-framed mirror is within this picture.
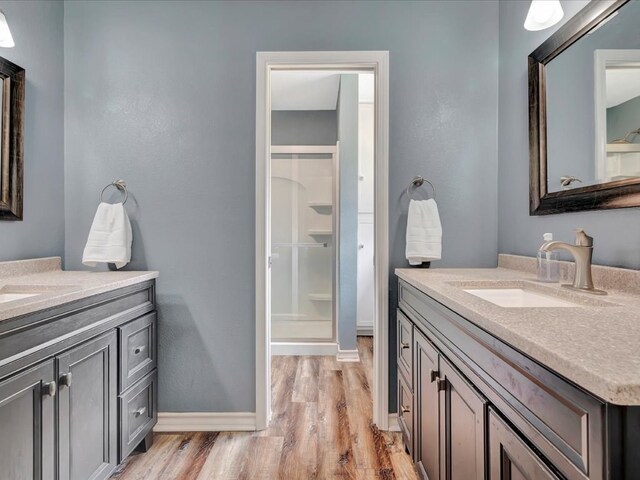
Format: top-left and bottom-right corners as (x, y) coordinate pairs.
(0, 55), (24, 220)
(529, 0), (640, 215)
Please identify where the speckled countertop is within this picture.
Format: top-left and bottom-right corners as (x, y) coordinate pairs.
(396, 255), (640, 405)
(0, 257), (158, 322)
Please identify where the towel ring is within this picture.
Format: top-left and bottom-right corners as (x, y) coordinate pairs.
(405, 175), (436, 200)
(100, 180), (128, 205)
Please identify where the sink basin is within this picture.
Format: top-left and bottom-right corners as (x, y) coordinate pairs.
(0, 292), (40, 304)
(464, 288), (579, 308)
(0, 284), (80, 305)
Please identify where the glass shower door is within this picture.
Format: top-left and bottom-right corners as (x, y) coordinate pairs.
(271, 150), (335, 342)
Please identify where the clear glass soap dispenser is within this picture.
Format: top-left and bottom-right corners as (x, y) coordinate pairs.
(537, 233), (560, 282)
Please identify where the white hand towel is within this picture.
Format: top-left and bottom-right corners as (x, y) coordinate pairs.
(405, 198), (442, 265)
(82, 202), (132, 269)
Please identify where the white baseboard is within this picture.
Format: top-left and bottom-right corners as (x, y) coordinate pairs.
(357, 326), (374, 336)
(387, 413), (400, 432)
(336, 349), (360, 362)
(271, 342), (338, 356)
(154, 412), (256, 432)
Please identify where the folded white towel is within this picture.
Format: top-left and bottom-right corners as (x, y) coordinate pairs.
(82, 202), (132, 269)
(405, 199), (442, 265)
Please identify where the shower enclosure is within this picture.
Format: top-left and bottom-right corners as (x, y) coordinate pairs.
(270, 145), (337, 343)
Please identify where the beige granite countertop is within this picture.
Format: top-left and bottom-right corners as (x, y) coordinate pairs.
(0, 257), (158, 322)
(396, 255), (640, 405)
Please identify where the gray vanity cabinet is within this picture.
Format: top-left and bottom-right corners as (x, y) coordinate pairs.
(57, 332), (117, 480)
(411, 325), (486, 480)
(488, 409), (560, 480)
(414, 327), (439, 480)
(439, 358), (486, 480)
(0, 360), (56, 480)
(0, 280), (157, 480)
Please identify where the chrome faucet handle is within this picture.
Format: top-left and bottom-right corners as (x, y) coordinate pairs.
(574, 229), (593, 247)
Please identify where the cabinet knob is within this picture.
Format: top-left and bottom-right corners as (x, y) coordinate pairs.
(43, 381), (57, 397)
(436, 377), (447, 392)
(133, 406), (147, 418)
(134, 346), (146, 355)
(401, 405), (410, 414)
(401, 342), (410, 350)
(59, 373), (73, 388)
(429, 369), (439, 383)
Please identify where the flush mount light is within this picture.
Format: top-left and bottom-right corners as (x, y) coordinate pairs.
(524, 0), (564, 31)
(0, 11), (14, 48)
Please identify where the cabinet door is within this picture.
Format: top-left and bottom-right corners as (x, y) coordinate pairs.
(0, 360), (55, 480)
(57, 332), (117, 480)
(440, 358), (486, 480)
(489, 409), (560, 480)
(414, 329), (440, 480)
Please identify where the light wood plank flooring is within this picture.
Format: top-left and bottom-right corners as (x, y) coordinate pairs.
(111, 337), (417, 479)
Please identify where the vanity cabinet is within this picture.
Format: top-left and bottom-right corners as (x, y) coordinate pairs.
(0, 360), (56, 479)
(488, 409), (560, 480)
(397, 277), (640, 480)
(0, 280), (157, 480)
(408, 318), (486, 480)
(58, 332), (117, 480)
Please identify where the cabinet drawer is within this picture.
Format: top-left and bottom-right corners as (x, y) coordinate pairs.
(398, 372), (414, 457)
(119, 370), (157, 462)
(119, 313), (156, 393)
(397, 310), (413, 387)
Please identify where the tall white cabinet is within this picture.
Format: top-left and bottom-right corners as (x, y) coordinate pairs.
(357, 103), (375, 335)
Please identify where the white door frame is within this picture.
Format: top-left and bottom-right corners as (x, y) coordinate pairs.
(255, 51), (390, 431)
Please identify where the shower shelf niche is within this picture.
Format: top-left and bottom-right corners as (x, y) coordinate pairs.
(308, 293), (332, 302)
(308, 229), (333, 236)
(308, 201), (333, 212)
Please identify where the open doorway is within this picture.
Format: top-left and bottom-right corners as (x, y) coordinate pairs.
(256, 51), (389, 432)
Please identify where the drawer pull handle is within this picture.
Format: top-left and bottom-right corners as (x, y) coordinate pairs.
(134, 346), (146, 355)
(436, 377), (447, 392)
(133, 407), (147, 418)
(400, 342), (410, 350)
(60, 373), (72, 388)
(43, 381), (57, 397)
(401, 405), (410, 414)
(429, 370), (439, 383)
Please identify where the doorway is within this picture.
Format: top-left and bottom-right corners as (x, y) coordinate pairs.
(255, 51), (389, 431)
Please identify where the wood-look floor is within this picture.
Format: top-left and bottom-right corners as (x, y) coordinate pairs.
(111, 337), (418, 480)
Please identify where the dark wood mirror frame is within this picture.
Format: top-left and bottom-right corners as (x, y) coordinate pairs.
(528, 0), (638, 216)
(0, 56), (24, 221)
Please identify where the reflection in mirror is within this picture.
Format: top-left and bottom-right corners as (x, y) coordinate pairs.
(545, 0), (640, 193)
(596, 49), (640, 181)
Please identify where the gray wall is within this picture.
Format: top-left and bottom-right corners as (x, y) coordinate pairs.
(271, 110), (337, 146)
(498, 0), (640, 270)
(0, 1), (64, 261)
(608, 95), (640, 143)
(63, 0), (499, 413)
(337, 75), (358, 352)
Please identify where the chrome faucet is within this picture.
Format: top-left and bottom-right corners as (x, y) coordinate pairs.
(539, 229), (606, 295)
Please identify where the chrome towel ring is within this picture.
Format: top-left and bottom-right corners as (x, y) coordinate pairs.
(100, 180), (128, 205)
(405, 175), (436, 200)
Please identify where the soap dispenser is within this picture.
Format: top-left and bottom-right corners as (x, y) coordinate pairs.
(537, 233), (560, 282)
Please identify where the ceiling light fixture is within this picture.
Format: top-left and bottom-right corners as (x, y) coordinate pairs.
(524, 0), (564, 32)
(0, 11), (15, 48)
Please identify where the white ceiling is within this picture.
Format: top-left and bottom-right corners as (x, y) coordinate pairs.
(271, 71), (374, 111)
(606, 68), (640, 108)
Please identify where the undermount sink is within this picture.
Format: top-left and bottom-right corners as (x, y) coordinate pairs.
(0, 292), (40, 304)
(463, 288), (580, 308)
(0, 285), (79, 305)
